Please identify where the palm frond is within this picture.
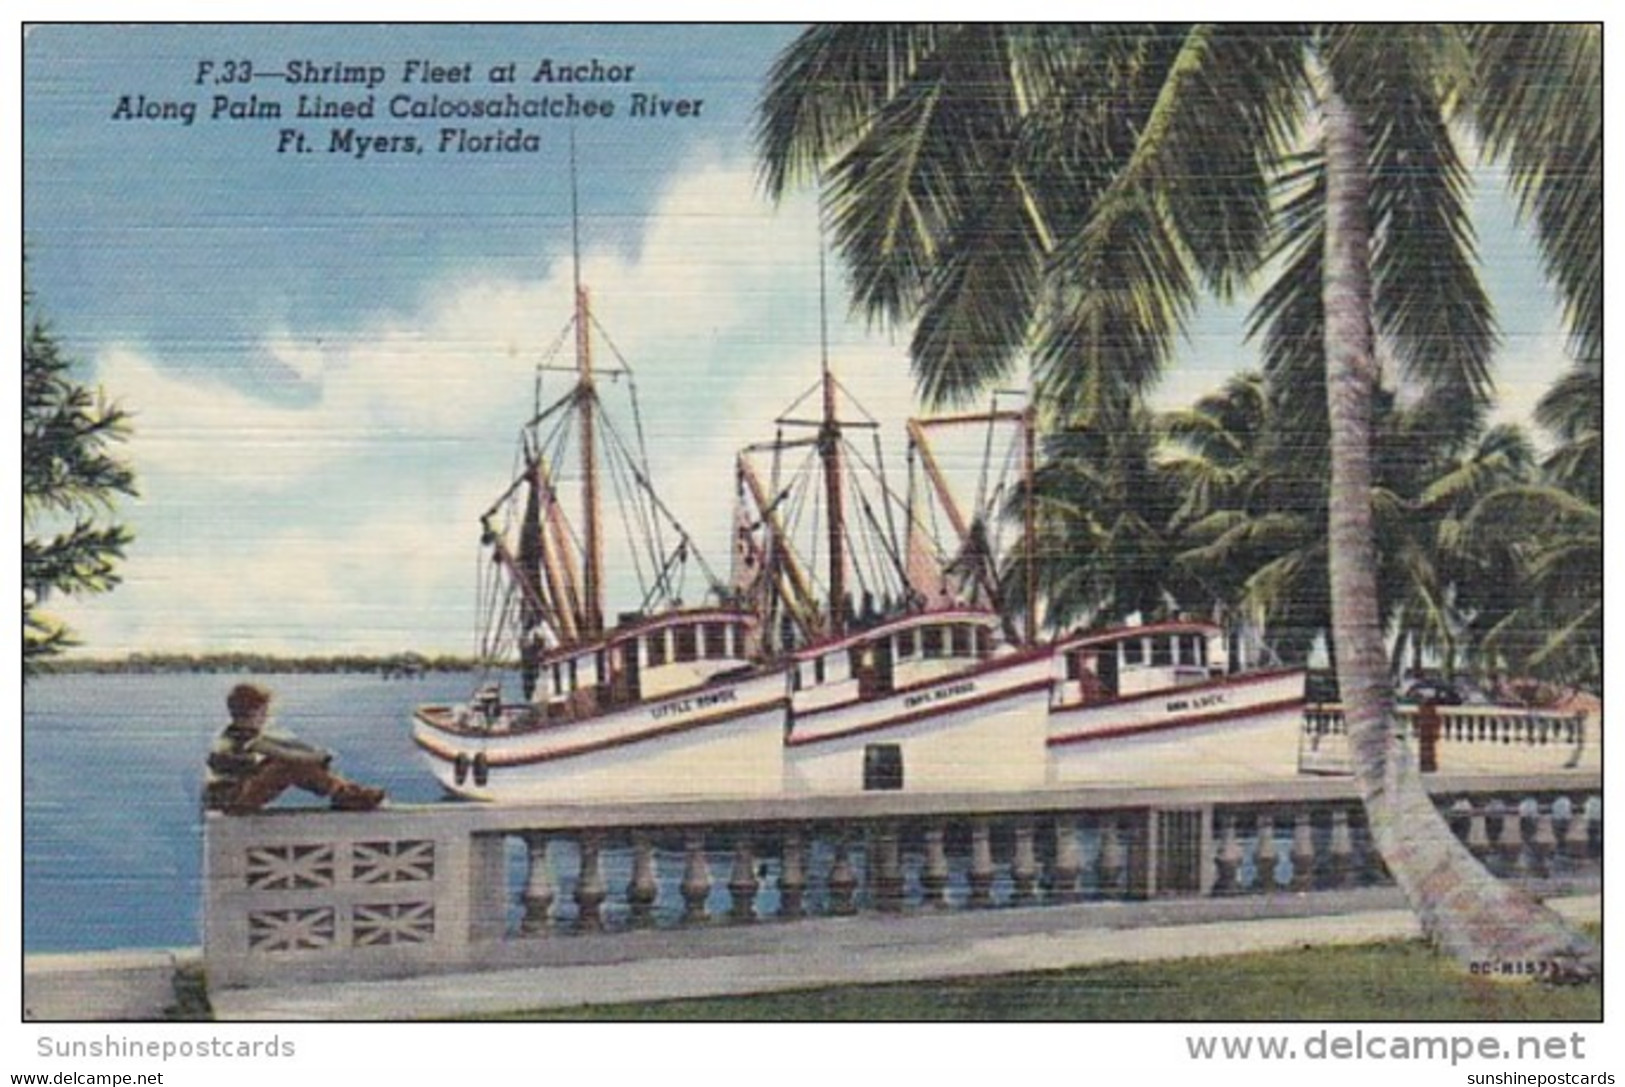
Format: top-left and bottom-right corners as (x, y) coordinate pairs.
(1327, 25), (1497, 403)
(1471, 25), (1601, 362)
(756, 24), (948, 200)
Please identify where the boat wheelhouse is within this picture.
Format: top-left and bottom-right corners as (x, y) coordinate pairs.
(1047, 618), (1308, 786)
(413, 606), (787, 802)
(782, 609), (1053, 794)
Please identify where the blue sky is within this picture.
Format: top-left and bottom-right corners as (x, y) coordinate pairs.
(23, 24), (1572, 656)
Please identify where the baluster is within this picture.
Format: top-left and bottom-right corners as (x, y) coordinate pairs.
(1562, 797), (1592, 861)
(920, 825), (951, 908)
(872, 825), (904, 913)
(575, 832), (606, 931)
(1213, 813), (1243, 895)
(1491, 799), (1522, 873)
(726, 833), (759, 922)
(968, 819), (996, 907)
(627, 832), (659, 927)
(680, 830), (712, 924)
(1445, 798), (1470, 844)
(1327, 808), (1356, 888)
(1509, 799), (1536, 879)
(1465, 798), (1492, 859)
(778, 829), (807, 918)
(1051, 818), (1083, 901)
(1529, 804), (1558, 879)
(519, 832), (554, 935)
(1097, 816), (1125, 897)
(1254, 814), (1279, 894)
(1290, 811), (1317, 891)
(1011, 821), (1040, 903)
(827, 836), (858, 915)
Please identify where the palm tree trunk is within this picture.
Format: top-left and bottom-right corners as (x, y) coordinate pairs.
(1321, 80), (1596, 979)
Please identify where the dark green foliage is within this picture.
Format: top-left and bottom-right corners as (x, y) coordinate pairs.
(22, 282), (136, 674)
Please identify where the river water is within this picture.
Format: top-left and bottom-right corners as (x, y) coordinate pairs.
(23, 672), (468, 951)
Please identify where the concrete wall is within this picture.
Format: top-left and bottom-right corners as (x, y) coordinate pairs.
(202, 770), (1601, 994)
(24, 949), (199, 1021)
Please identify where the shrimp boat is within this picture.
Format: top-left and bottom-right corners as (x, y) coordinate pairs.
(411, 276), (788, 802)
(733, 378), (1053, 795)
(1047, 619), (1308, 786)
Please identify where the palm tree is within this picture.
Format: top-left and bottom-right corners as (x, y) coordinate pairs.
(1403, 421), (1539, 679)
(1011, 403), (1199, 633)
(1163, 372), (1330, 665)
(1462, 482), (1600, 689)
(1533, 357), (1601, 509)
(758, 23), (1598, 975)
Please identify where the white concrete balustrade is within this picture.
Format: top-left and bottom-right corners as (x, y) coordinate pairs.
(1298, 705), (1592, 775)
(203, 772), (1600, 991)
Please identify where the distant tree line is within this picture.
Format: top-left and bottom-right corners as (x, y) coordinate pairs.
(32, 651), (480, 676)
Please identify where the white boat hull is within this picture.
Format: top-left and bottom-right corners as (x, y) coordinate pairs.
(1048, 668), (1308, 787)
(785, 653), (1054, 795)
(413, 671), (789, 803)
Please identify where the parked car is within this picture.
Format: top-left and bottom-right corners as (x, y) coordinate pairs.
(1400, 678), (1465, 706)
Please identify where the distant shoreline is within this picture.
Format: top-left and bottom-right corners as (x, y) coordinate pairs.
(34, 653), (484, 676)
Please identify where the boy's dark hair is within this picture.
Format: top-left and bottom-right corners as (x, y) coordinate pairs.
(226, 682), (272, 722)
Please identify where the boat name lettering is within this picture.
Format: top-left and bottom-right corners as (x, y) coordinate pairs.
(903, 681), (976, 709)
(1167, 691), (1227, 714)
(650, 688), (737, 721)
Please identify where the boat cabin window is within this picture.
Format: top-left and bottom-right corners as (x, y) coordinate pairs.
(951, 625), (972, 657)
(731, 622), (746, 655)
(897, 629), (916, 659)
(863, 744), (904, 791)
(922, 626), (945, 659)
(704, 622), (728, 660)
(1122, 639), (1145, 665)
(1151, 637), (1172, 667)
(1180, 634), (1206, 666)
(552, 662), (564, 695)
(814, 656), (826, 684)
(975, 627), (991, 658)
(674, 625), (698, 663)
(646, 630), (668, 667)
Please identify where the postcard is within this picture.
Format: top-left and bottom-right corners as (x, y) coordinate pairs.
(18, 21), (1602, 1068)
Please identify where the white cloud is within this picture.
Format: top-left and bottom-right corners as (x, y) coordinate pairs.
(55, 473), (496, 655)
(65, 155), (936, 654)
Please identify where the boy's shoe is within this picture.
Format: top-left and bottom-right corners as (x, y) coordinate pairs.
(330, 784), (386, 811)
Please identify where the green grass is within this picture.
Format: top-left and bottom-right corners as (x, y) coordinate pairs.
(503, 929), (1601, 1022)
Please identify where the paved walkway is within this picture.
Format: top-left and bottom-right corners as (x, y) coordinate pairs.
(209, 888), (1599, 1020)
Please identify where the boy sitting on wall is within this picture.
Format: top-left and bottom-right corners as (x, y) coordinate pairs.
(204, 682), (386, 814)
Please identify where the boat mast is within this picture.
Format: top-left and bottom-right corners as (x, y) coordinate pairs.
(737, 454), (821, 639)
(571, 133), (605, 640)
(1022, 399), (1037, 646)
(816, 242), (847, 636)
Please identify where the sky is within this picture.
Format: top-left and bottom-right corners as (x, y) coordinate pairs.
(22, 23), (1575, 657)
